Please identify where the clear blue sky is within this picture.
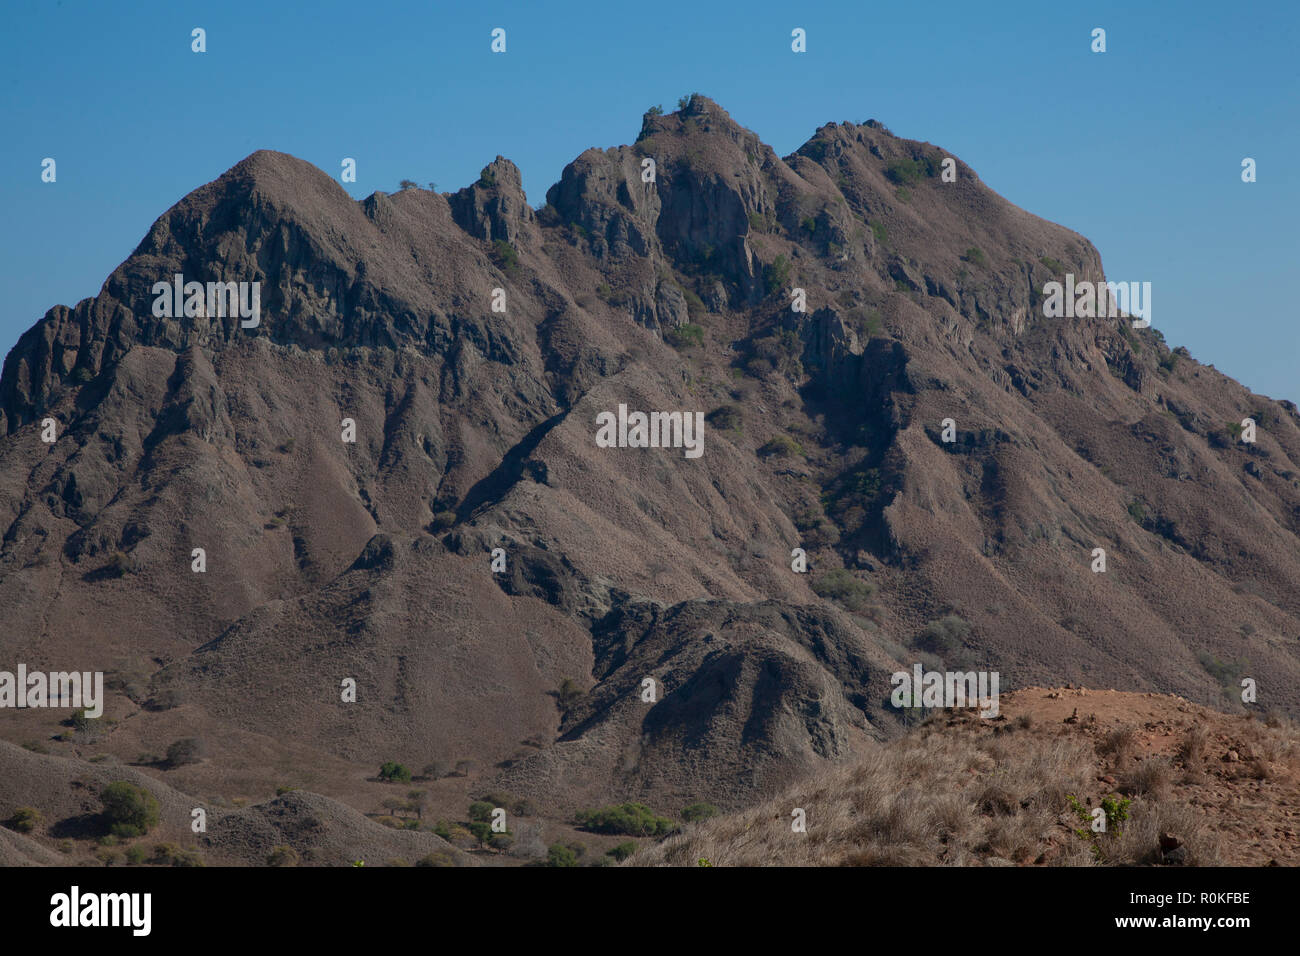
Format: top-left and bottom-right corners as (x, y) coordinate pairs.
(3, 0), (1296, 401)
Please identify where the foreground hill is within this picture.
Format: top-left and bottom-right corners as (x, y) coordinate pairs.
(1, 96), (1297, 852)
(634, 688), (1300, 866)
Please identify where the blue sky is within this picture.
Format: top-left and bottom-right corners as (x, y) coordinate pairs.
(2, 0), (1296, 401)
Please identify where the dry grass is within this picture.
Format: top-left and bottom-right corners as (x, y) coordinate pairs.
(1103, 801), (1223, 866)
(631, 696), (1300, 867)
(1119, 757), (1173, 798)
(1097, 725), (1137, 762)
(634, 724), (1099, 867)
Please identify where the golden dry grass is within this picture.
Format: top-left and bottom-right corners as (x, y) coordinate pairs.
(632, 693), (1300, 867)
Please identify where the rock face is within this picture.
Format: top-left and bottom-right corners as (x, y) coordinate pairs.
(2, 95), (1299, 831)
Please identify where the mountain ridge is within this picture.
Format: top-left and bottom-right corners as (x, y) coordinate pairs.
(2, 95), (1298, 860)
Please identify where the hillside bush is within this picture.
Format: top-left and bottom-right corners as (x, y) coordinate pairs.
(575, 803), (674, 837)
(100, 781), (160, 838)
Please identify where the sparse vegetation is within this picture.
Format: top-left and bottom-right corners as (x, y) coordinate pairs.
(811, 568), (877, 613)
(607, 841), (637, 862)
(555, 677), (584, 709)
(885, 158), (929, 186)
(745, 330), (803, 380)
(764, 255), (792, 295)
(267, 844), (300, 867)
(100, 781), (160, 838)
(1197, 651), (1248, 690)
(6, 807), (41, 833)
(378, 761), (412, 783)
(576, 803), (674, 837)
(915, 614), (972, 656)
(165, 736), (206, 768)
(417, 850), (456, 867)
(706, 405), (743, 431)
(546, 842), (580, 866)
(758, 435), (805, 459)
(681, 802), (719, 823)
(846, 307), (882, 341)
(429, 510), (457, 532)
(490, 239), (520, 277)
(665, 323), (704, 350)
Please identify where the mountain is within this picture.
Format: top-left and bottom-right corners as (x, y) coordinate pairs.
(2, 95), (1298, 864)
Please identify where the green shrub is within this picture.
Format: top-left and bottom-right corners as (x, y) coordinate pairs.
(546, 843), (580, 867)
(100, 781), (160, 838)
(607, 841), (637, 862)
(682, 287), (706, 320)
(665, 323), (704, 350)
(764, 255), (792, 294)
(1039, 256), (1065, 274)
(706, 405), (743, 431)
(150, 843), (203, 866)
(870, 221), (888, 246)
(962, 247), (987, 267)
(847, 308), (882, 340)
(417, 850), (456, 867)
(915, 615), (972, 656)
(681, 803), (719, 823)
(811, 569), (877, 613)
(747, 330), (804, 380)
(885, 158), (930, 186)
(490, 239), (520, 277)
(125, 844), (148, 865)
(758, 435), (805, 459)
(1198, 651), (1248, 688)
(468, 801), (494, 823)
(165, 737), (205, 768)
(6, 807), (41, 833)
(429, 510), (457, 532)
(575, 803), (674, 837)
(267, 845), (299, 867)
(378, 761), (412, 783)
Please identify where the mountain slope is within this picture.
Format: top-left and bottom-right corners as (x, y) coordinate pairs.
(2, 96), (1297, 842)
